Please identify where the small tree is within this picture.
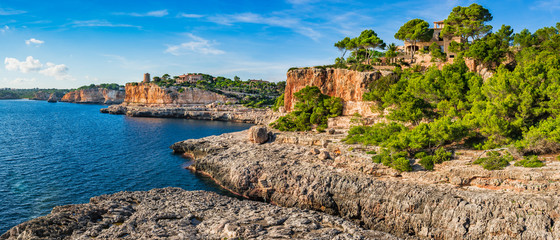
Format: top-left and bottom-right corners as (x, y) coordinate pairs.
(358, 29), (385, 64)
(385, 43), (399, 64)
(394, 19), (433, 61)
(334, 37), (352, 59)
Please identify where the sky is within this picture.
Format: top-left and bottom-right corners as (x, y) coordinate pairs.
(1, 0), (560, 89)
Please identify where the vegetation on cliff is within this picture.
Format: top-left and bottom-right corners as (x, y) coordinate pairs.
(346, 20), (560, 171)
(271, 86), (342, 132)
(149, 73), (285, 108)
(77, 83), (122, 91)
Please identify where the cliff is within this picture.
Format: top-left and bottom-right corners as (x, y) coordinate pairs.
(124, 83), (236, 105)
(284, 68), (392, 116)
(61, 88), (124, 104)
(171, 130), (560, 239)
(1, 188), (397, 240)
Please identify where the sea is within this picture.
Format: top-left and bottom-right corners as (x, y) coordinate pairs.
(0, 99), (252, 234)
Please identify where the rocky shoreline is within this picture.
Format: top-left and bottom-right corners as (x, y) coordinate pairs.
(1, 188), (397, 239)
(171, 128), (560, 239)
(100, 104), (280, 125)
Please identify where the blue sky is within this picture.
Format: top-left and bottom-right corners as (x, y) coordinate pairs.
(1, 0), (560, 88)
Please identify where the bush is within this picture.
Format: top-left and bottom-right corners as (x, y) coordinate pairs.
(418, 155), (435, 170)
(415, 147), (452, 171)
(514, 155), (545, 168)
(272, 93), (285, 111)
(271, 86), (342, 131)
(473, 151), (512, 170)
(372, 149), (412, 172)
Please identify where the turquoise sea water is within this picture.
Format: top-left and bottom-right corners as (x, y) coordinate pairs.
(0, 100), (252, 233)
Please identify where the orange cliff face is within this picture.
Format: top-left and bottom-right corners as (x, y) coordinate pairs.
(61, 88), (125, 104)
(284, 68), (391, 116)
(124, 83), (237, 105)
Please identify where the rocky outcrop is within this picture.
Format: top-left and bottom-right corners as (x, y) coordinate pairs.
(171, 130), (560, 239)
(284, 68), (392, 116)
(47, 93), (58, 103)
(61, 88), (124, 104)
(1, 188), (397, 240)
(124, 83), (237, 105)
(100, 104), (278, 125)
(30, 91), (50, 100)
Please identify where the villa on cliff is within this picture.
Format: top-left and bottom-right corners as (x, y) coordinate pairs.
(176, 74), (204, 84)
(401, 21), (464, 59)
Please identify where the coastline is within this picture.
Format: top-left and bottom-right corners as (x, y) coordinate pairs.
(171, 128), (560, 239)
(1, 188), (398, 239)
(100, 104), (281, 125)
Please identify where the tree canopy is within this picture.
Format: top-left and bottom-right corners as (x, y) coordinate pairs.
(333, 29), (385, 65)
(394, 19), (433, 60)
(441, 3), (493, 42)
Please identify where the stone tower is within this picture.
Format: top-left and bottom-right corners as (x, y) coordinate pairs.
(143, 73), (151, 83)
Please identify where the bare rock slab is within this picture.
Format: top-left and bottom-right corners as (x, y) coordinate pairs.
(1, 188), (397, 240)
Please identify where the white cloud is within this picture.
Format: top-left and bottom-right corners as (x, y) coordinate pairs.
(4, 56), (72, 80)
(0, 8), (26, 15)
(165, 34), (225, 56)
(8, 77), (37, 85)
(70, 20), (140, 29)
(208, 12), (321, 40)
(0, 25), (10, 33)
(178, 13), (204, 18)
(39, 62), (69, 79)
(5, 56), (42, 73)
(25, 38), (44, 46)
(116, 9), (169, 17)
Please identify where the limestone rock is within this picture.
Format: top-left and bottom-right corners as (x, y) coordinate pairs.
(47, 93), (58, 103)
(171, 130), (560, 239)
(100, 104), (279, 125)
(30, 91), (50, 100)
(318, 150), (331, 160)
(1, 188), (397, 240)
(61, 88), (124, 104)
(248, 126), (269, 144)
(124, 83), (237, 105)
(284, 68), (392, 116)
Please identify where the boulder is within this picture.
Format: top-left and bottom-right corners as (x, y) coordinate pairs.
(248, 126), (269, 144)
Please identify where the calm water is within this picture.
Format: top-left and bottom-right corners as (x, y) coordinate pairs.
(0, 100), (252, 233)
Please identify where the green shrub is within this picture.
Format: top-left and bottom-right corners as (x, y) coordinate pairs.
(418, 155), (434, 170)
(433, 147), (452, 164)
(271, 86), (342, 131)
(272, 93), (285, 111)
(372, 149), (412, 172)
(473, 151), (512, 170)
(514, 155), (545, 168)
(415, 148), (452, 171)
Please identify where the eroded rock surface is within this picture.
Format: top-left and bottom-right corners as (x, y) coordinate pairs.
(125, 83), (237, 105)
(171, 130), (560, 239)
(61, 88), (124, 104)
(1, 188), (397, 240)
(284, 68), (393, 116)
